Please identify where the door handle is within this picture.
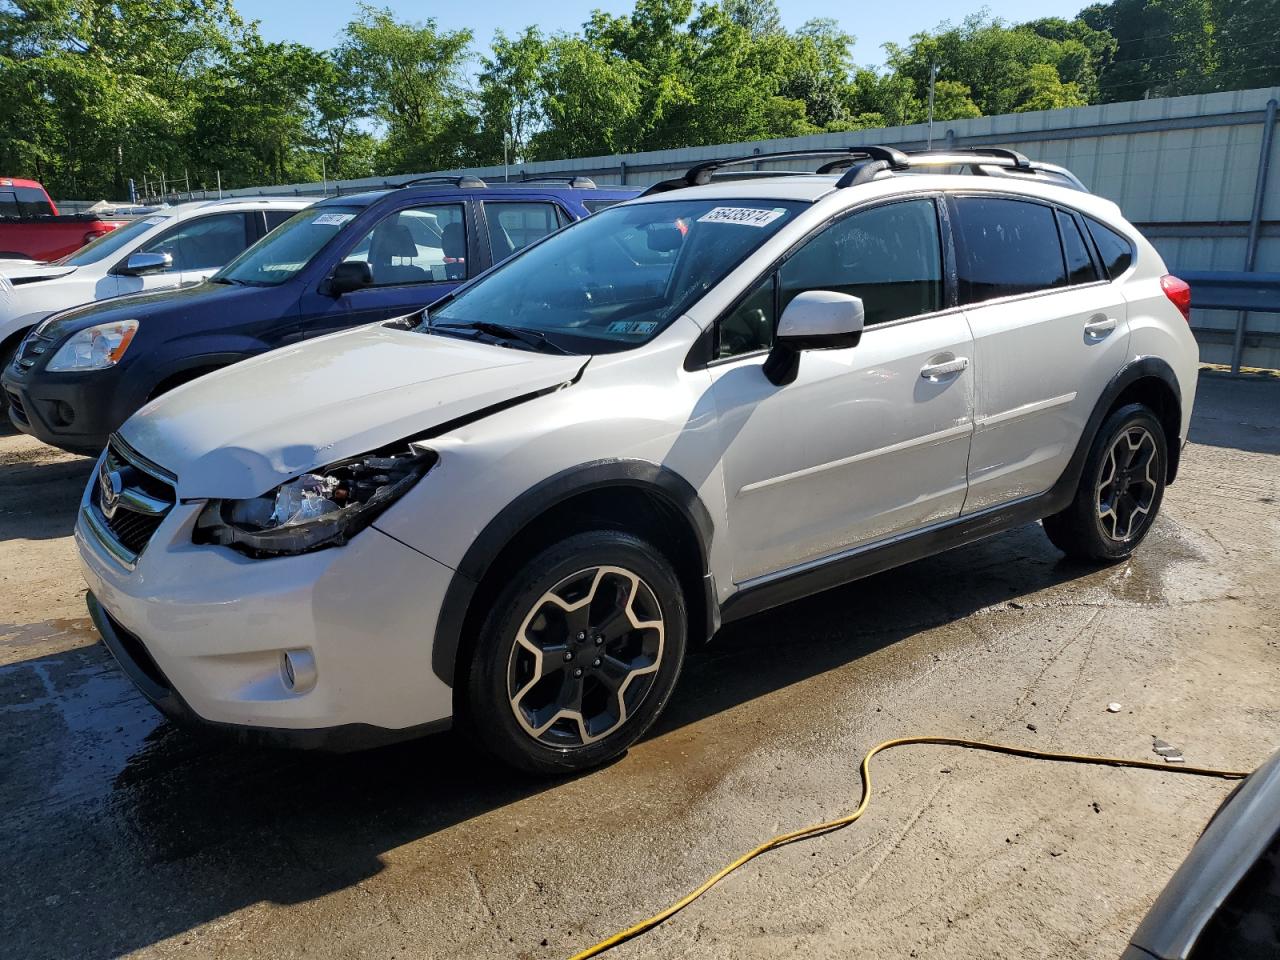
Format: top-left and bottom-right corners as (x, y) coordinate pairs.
(920, 356), (970, 380)
(1084, 317), (1118, 338)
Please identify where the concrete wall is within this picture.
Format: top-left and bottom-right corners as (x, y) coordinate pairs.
(168, 86), (1280, 369)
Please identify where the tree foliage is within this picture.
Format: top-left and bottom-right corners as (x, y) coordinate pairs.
(0, 0), (1276, 199)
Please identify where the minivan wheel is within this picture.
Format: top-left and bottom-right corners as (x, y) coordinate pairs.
(1042, 403), (1168, 562)
(464, 530), (687, 775)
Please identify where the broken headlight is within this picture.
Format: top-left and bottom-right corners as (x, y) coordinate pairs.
(194, 446), (437, 557)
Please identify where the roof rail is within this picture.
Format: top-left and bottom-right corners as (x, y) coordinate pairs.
(519, 175), (597, 189)
(397, 175), (488, 189)
(642, 147), (911, 195)
(642, 144), (1085, 195)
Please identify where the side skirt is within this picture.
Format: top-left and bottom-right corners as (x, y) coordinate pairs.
(719, 486), (1072, 625)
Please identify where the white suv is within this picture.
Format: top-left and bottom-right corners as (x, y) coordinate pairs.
(75, 148), (1198, 773)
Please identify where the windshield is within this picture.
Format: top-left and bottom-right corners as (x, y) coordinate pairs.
(427, 198), (805, 352)
(53, 215), (168, 266)
(214, 205), (358, 286)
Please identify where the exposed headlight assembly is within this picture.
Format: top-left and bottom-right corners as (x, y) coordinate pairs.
(194, 445), (437, 557)
(46, 319), (139, 371)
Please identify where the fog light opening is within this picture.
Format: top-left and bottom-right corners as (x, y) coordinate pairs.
(280, 649), (317, 693)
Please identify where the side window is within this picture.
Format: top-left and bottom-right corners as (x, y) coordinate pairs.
(138, 213), (251, 272)
(264, 209), (295, 232)
(342, 203), (466, 286)
(584, 198), (623, 214)
(779, 198), (943, 327)
(1085, 217), (1134, 280)
(953, 197), (1067, 303)
(718, 275), (776, 359)
(485, 202), (561, 262)
(1058, 210), (1100, 285)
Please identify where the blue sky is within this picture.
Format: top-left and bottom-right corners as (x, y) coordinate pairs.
(236, 0), (1083, 69)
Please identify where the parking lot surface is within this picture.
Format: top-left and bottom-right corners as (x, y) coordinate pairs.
(2, 370), (1277, 960)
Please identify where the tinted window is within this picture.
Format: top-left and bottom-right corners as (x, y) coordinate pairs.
(139, 212), (250, 271)
(1085, 217), (1134, 279)
(485, 202), (561, 261)
(0, 187), (54, 217)
(779, 198), (943, 327)
(954, 197), (1067, 303)
(583, 198), (623, 214)
(718, 275), (775, 358)
(264, 209), (295, 232)
(343, 203), (466, 285)
(1058, 210), (1099, 285)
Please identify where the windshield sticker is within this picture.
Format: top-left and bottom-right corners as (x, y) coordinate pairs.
(606, 320), (659, 335)
(696, 206), (787, 228)
(142, 216), (169, 225)
(312, 212), (355, 227)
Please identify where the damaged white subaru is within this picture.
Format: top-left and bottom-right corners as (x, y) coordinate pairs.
(78, 147), (1199, 773)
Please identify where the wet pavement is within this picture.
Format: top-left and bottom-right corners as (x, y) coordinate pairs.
(1, 371), (1277, 960)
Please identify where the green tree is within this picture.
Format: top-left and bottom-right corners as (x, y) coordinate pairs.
(476, 27), (549, 165)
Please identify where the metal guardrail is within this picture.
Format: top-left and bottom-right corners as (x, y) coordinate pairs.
(1184, 271), (1280, 313)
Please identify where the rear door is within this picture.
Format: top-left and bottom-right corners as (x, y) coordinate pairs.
(289, 199), (479, 343)
(952, 195), (1130, 513)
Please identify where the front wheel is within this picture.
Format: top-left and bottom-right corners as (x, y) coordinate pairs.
(464, 530), (687, 775)
(1042, 403), (1168, 562)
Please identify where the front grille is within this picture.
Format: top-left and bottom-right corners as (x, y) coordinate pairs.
(90, 438), (177, 563)
(15, 332), (54, 371)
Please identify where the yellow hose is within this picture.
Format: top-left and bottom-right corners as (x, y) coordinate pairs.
(567, 735), (1253, 960)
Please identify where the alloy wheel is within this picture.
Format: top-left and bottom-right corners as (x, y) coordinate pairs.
(507, 565), (665, 748)
(1096, 425), (1159, 541)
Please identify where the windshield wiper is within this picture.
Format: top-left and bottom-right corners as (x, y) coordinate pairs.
(430, 320), (570, 355)
(209, 276), (243, 285)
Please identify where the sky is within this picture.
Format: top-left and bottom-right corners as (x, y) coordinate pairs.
(235, 0), (1083, 69)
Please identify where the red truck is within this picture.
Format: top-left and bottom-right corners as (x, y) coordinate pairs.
(0, 178), (126, 262)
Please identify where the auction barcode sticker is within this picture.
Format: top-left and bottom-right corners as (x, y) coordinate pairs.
(696, 206), (786, 228)
(312, 212), (355, 226)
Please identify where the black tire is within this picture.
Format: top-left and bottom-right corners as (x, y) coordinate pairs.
(463, 530), (687, 776)
(1042, 403), (1168, 562)
(0, 341), (17, 423)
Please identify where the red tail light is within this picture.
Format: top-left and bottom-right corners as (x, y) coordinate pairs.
(1160, 275), (1192, 323)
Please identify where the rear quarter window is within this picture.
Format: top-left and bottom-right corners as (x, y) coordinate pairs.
(1085, 217), (1135, 279)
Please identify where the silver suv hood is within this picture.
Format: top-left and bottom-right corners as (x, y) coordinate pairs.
(120, 324), (587, 499)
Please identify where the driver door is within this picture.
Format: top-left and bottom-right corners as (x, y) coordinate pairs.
(116, 212), (253, 295)
(710, 197), (975, 584)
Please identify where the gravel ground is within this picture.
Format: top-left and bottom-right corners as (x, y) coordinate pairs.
(1, 370), (1277, 960)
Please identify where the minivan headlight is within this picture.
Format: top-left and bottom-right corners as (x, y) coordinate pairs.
(194, 446), (437, 557)
(46, 320), (139, 371)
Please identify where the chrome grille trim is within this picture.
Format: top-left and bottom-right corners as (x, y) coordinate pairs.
(88, 438), (177, 566)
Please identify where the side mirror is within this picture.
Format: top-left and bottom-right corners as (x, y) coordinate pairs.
(328, 260), (374, 296)
(120, 251), (173, 276)
(762, 290), (865, 386)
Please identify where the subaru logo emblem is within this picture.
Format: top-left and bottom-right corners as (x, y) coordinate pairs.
(99, 466), (124, 519)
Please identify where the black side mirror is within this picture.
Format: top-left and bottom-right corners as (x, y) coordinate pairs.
(328, 260), (374, 296)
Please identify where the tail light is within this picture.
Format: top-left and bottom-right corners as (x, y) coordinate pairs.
(1160, 275), (1192, 323)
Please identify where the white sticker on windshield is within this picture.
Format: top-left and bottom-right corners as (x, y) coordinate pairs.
(312, 212), (355, 227)
(696, 206), (786, 228)
(142, 216), (169, 225)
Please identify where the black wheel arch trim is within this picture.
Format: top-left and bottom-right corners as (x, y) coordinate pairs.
(430, 459), (716, 687)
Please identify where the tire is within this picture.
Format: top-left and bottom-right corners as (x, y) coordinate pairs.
(1042, 403), (1168, 562)
(463, 530), (687, 776)
(0, 341), (17, 424)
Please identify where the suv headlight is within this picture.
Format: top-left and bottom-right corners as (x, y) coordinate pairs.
(193, 445), (437, 557)
(46, 320), (139, 371)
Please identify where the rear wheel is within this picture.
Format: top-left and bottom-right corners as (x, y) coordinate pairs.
(464, 530), (687, 775)
(1043, 403), (1167, 562)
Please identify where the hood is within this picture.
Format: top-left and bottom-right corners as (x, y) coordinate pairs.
(38, 281), (234, 341)
(120, 324), (588, 499)
(0, 262), (77, 284)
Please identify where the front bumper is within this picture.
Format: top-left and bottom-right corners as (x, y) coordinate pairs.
(76, 479), (458, 747)
(2, 363), (136, 453)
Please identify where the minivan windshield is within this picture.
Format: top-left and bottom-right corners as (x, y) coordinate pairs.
(426, 198), (805, 353)
(213, 205), (360, 286)
(53, 215), (167, 266)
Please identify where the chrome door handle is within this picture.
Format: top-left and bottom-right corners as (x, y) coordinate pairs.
(1084, 317), (1118, 338)
(920, 356), (969, 379)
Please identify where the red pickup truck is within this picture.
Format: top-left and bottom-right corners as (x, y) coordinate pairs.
(0, 178), (126, 261)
